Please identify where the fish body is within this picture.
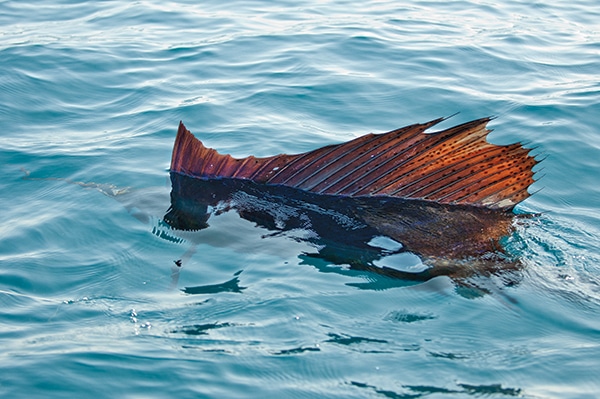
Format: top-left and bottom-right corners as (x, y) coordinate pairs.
(166, 118), (538, 281)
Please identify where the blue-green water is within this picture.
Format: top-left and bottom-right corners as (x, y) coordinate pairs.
(1, 1), (599, 398)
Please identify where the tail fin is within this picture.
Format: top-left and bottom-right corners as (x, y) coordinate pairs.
(170, 118), (538, 211)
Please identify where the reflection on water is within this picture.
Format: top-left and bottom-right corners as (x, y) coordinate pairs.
(350, 381), (522, 398)
(182, 270), (246, 295)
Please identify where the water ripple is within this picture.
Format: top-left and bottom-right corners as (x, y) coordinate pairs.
(2, 0), (600, 397)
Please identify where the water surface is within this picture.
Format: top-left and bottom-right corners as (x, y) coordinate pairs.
(1, 1), (599, 398)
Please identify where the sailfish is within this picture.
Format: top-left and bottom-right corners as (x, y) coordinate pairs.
(166, 117), (538, 282)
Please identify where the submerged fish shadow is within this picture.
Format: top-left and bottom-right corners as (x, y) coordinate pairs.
(163, 173), (527, 293)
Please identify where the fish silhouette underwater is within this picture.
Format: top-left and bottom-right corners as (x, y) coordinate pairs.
(165, 117), (540, 286)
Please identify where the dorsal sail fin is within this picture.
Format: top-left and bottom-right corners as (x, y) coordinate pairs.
(170, 118), (537, 210)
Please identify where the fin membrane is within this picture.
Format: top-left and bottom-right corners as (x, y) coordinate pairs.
(170, 118), (537, 211)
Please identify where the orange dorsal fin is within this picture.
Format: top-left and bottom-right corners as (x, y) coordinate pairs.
(170, 118), (537, 210)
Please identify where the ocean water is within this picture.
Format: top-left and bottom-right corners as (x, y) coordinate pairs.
(1, 1), (599, 398)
